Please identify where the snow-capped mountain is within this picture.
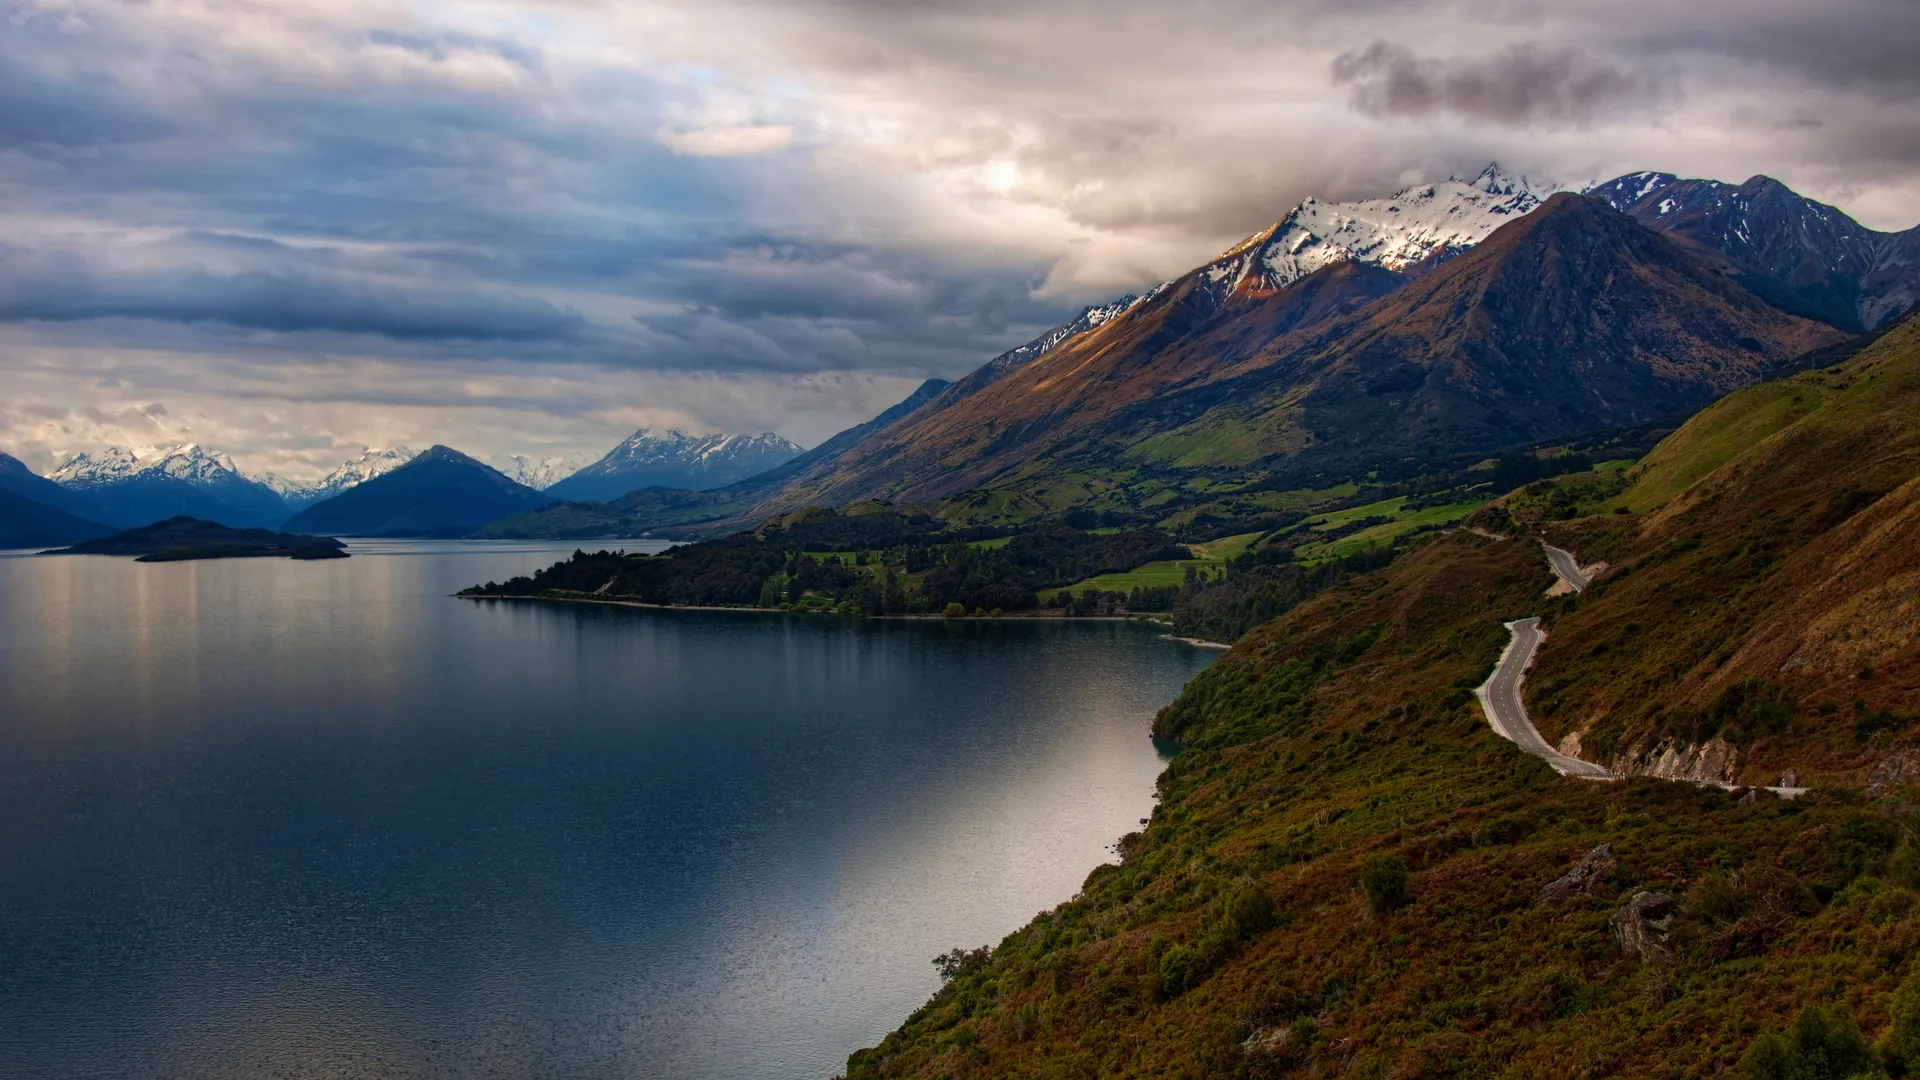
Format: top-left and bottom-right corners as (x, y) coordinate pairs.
(546, 430), (805, 503)
(1194, 163), (1567, 301)
(272, 447), (419, 510)
(500, 454), (581, 491)
(49, 443), (289, 528)
(1584, 171), (1920, 331)
(51, 444), (252, 488)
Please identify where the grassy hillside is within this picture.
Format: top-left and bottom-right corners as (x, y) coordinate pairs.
(841, 532), (1920, 1079)
(1509, 315), (1920, 786)
(840, 317), (1920, 1079)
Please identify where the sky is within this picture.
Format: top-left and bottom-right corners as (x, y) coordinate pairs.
(2, 0), (1917, 481)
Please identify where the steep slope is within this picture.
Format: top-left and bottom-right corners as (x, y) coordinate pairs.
(272, 448), (418, 510)
(0, 451), (105, 521)
(285, 445), (553, 536)
(1587, 171), (1920, 331)
(1508, 311), (1920, 786)
(845, 526), (1920, 1079)
(546, 430), (803, 502)
(0, 489), (115, 548)
(777, 195), (1840, 508)
(49, 444), (289, 529)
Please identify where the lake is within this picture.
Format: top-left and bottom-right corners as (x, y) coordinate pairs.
(0, 540), (1215, 1080)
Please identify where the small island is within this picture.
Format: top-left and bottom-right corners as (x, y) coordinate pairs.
(43, 517), (350, 562)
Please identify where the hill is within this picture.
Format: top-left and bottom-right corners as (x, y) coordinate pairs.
(839, 297), (1920, 1080)
(285, 446), (553, 536)
(46, 517), (348, 561)
(0, 489), (115, 549)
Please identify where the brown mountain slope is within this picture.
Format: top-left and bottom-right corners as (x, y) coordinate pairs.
(767, 195), (1842, 513)
(1511, 312), (1920, 786)
(768, 259), (1410, 508)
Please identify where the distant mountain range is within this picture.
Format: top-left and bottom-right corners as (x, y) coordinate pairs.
(544, 430), (804, 503)
(48, 444), (290, 530)
(4, 163), (1914, 547)
(284, 446), (556, 537)
(270, 448), (419, 510)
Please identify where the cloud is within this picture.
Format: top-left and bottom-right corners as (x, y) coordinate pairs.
(657, 124), (796, 157)
(0, 0), (1916, 482)
(1330, 40), (1676, 127)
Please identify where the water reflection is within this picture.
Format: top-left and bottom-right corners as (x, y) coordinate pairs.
(0, 543), (1213, 1079)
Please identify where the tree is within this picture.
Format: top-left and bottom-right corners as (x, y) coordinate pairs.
(1360, 855), (1411, 915)
(943, 602), (967, 619)
(1738, 1007), (1882, 1079)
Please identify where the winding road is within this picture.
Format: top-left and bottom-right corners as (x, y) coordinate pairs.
(1475, 616), (1616, 779)
(1542, 544), (1590, 591)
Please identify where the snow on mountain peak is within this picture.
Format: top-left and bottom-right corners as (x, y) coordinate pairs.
(1194, 164), (1576, 297)
(501, 453), (580, 490)
(50, 443), (248, 488)
(275, 447), (418, 502)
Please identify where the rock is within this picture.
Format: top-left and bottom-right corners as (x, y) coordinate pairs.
(1609, 892), (1676, 961)
(1536, 844), (1618, 907)
(1738, 788), (1760, 806)
(1869, 749), (1920, 796)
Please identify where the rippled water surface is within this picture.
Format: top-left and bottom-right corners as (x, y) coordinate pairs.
(0, 540), (1214, 1079)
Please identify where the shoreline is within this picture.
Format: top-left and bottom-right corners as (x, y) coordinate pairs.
(455, 593), (1229, 641)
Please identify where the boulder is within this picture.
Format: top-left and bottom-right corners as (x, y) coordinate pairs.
(1537, 844), (1618, 907)
(1609, 891), (1676, 961)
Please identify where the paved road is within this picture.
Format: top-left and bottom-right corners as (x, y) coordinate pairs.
(1542, 544), (1590, 591)
(1476, 617), (1616, 780)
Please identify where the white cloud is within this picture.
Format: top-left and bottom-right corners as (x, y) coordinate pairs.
(656, 123), (795, 157)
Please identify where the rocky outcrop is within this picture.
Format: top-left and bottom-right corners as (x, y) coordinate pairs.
(1869, 748), (1920, 795)
(1609, 892), (1676, 961)
(1611, 737), (1741, 785)
(1537, 844), (1618, 906)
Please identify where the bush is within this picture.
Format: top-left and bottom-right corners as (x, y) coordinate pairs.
(943, 602), (968, 619)
(1159, 944), (1196, 997)
(1737, 1007), (1882, 1079)
(1360, 855), (1411, 915)
(1225, 884), (1277, 940)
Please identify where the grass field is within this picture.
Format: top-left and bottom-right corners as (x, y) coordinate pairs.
(1289, 496), (1489, 562)
(1059, 531), (1262, 595)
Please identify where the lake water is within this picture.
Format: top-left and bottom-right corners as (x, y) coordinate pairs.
(0, 540), (1214, 1080)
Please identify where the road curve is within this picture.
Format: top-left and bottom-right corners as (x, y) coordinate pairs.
(1476, 617), (1616, 780)
(1542, 544), (1590, 591)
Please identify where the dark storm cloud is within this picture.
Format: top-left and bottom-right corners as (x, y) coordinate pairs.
(1330, 40), (1675, 127)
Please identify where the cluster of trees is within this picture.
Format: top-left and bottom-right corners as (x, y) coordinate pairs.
(462, 509), (1191, 615)
(1168, 547), (1400, 643)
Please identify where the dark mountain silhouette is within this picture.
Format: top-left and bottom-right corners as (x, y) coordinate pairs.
(0, 489), (115, 549)
(0, 452), (106, 522)
(286, 446), (554, 536)
(46, 517), (348, 561)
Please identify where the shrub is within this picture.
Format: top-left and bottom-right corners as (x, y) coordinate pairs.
(1159, 944), (1196, 997)
(1360, 855), (1411, 915)
(1225, 884), (1277, 940)
(943, 602), (968, 619)
(1737, 1007), (1882, 1079)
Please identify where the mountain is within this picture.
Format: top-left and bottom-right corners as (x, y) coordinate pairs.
(0, 450), (107, 521)
(842, 308), (1920, 1080)
(1197, 162), (1563, 297)
(285, 445), (555, 536)
(0, 489), (115, 548)
(500, 454), (580, 491)
(765, 193), (1840, 511)
(49, 444), (290, 529)
(272, 448), (418, 510)
(1586, 171), (1920, 332)
(545, 430), (805, 503)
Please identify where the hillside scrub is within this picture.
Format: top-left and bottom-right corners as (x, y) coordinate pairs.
(841, 531), (1920, 1079)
